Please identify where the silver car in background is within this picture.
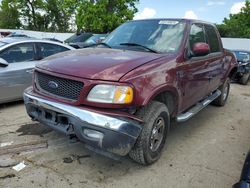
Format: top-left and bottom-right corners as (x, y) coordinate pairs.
(0, 38), (74, 104)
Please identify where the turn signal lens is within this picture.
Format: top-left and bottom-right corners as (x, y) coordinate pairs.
(113, 86), (133, 104)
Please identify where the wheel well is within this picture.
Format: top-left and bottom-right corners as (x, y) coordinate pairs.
(228, 67), (238, 79)
(153, 91), (177, 117)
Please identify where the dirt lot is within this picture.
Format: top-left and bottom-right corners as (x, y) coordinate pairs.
(0, 83), (249, 188)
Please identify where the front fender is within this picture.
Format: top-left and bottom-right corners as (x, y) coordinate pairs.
(142, 85), (180, 105)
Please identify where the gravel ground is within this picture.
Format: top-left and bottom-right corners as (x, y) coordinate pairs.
(0, 83), (249, 188)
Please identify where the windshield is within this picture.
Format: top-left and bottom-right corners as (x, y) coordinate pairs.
(104, 20), (186, 53)
(234, 51), (250, 62)
(0, 41), (7, 48)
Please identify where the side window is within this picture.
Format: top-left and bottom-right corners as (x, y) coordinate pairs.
(0, 43), (34, 63)
(189, 24), (206, 51)
(40, 43), (69, 59)
(204, 25), (221, 53)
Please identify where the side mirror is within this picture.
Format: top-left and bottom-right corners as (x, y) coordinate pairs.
(0, 58), (8, 67)
(192, 42), (210, 56)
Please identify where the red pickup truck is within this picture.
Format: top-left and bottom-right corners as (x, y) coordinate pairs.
(24, 19), (237, 165)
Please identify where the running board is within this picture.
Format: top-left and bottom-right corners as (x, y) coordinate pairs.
(176, 90), (221, 122)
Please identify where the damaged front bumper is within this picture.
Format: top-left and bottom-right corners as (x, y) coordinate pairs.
(23, 87), (142, 156)
(237, 64), (250, 74)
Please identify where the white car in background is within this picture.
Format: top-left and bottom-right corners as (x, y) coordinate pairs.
(0, 37), (75, 104)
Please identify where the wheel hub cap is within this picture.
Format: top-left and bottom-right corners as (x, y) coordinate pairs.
(150, 117), (165, 152)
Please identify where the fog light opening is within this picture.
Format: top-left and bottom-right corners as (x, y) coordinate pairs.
(36, 108), (42, 115)
(45, 112), (52, 120)
(58, 116), (69, 125)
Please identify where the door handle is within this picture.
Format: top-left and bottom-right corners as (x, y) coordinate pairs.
(26, 69), (34, 74)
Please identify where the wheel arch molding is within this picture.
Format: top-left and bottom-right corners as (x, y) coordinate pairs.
(141, 85), (180, 117)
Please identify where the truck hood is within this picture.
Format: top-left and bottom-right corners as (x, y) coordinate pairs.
(36, 48), (164, 81)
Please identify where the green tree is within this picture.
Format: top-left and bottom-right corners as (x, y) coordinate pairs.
(0, 0), (77, 32)
(0, 0), (21, 29)
(217, 0), (250, 38)
(45, 0), (78, 32)
(16, 0), (47, 31)
(18, 0), (77, 32)
(76, 0), (138, 33)
(0, 0), (139, 33)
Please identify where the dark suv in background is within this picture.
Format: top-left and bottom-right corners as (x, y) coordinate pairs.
(64, 32), (93, 48)
(232, 50), (250, 85)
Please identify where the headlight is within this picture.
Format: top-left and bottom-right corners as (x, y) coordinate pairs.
(87, 84), (133, 104)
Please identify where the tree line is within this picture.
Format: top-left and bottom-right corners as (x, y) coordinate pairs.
(217, 0), (250, 38)
(0, 0), (138, 33)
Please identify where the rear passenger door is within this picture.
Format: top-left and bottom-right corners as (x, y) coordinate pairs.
(204, 24), (224, 93)
(36, 42), (69, 60)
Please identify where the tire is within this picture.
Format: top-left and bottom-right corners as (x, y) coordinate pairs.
(129, 101), (170, 165)
(240, 73), (250, 85)
(212, 77), (230, 106)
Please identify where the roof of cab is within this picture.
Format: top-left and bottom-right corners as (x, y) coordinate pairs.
(129, 18), (216, 26)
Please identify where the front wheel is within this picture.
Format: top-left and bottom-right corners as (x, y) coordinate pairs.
(212, 77), (230, 106)
(129, 101), (170, 165)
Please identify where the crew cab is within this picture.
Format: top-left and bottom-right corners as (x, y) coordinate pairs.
(23, 19), (237, 165)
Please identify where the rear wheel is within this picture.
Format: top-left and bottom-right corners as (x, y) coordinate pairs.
(240, 73), (250, 85)
(212, 77), (230, 106)
(129, 101), (170, 165)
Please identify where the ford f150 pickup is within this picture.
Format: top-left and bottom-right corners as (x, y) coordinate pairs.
(23, 19), (237, 165)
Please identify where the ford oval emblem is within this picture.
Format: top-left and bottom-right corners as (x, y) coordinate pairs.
(48, 81), (58, 89)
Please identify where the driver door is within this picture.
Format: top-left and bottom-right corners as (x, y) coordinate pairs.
(178, 23), (211, 112)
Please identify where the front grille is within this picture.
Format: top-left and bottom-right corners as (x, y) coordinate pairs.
(36, 71), (84, 101)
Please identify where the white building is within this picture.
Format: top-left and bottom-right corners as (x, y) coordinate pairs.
(222, 38), (250, 51)
(0, 29), (74, 41)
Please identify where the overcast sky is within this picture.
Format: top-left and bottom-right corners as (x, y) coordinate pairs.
(134, 0), (246, 23)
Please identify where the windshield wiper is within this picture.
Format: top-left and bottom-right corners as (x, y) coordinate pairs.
(98, 42), (111, 48)
(119, 43), (158, 53)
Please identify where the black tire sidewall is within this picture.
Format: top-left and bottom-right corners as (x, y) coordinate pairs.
(142, 106), (170, 164)
(220, 78), (230, 106)
(212, 77), (230, 106)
